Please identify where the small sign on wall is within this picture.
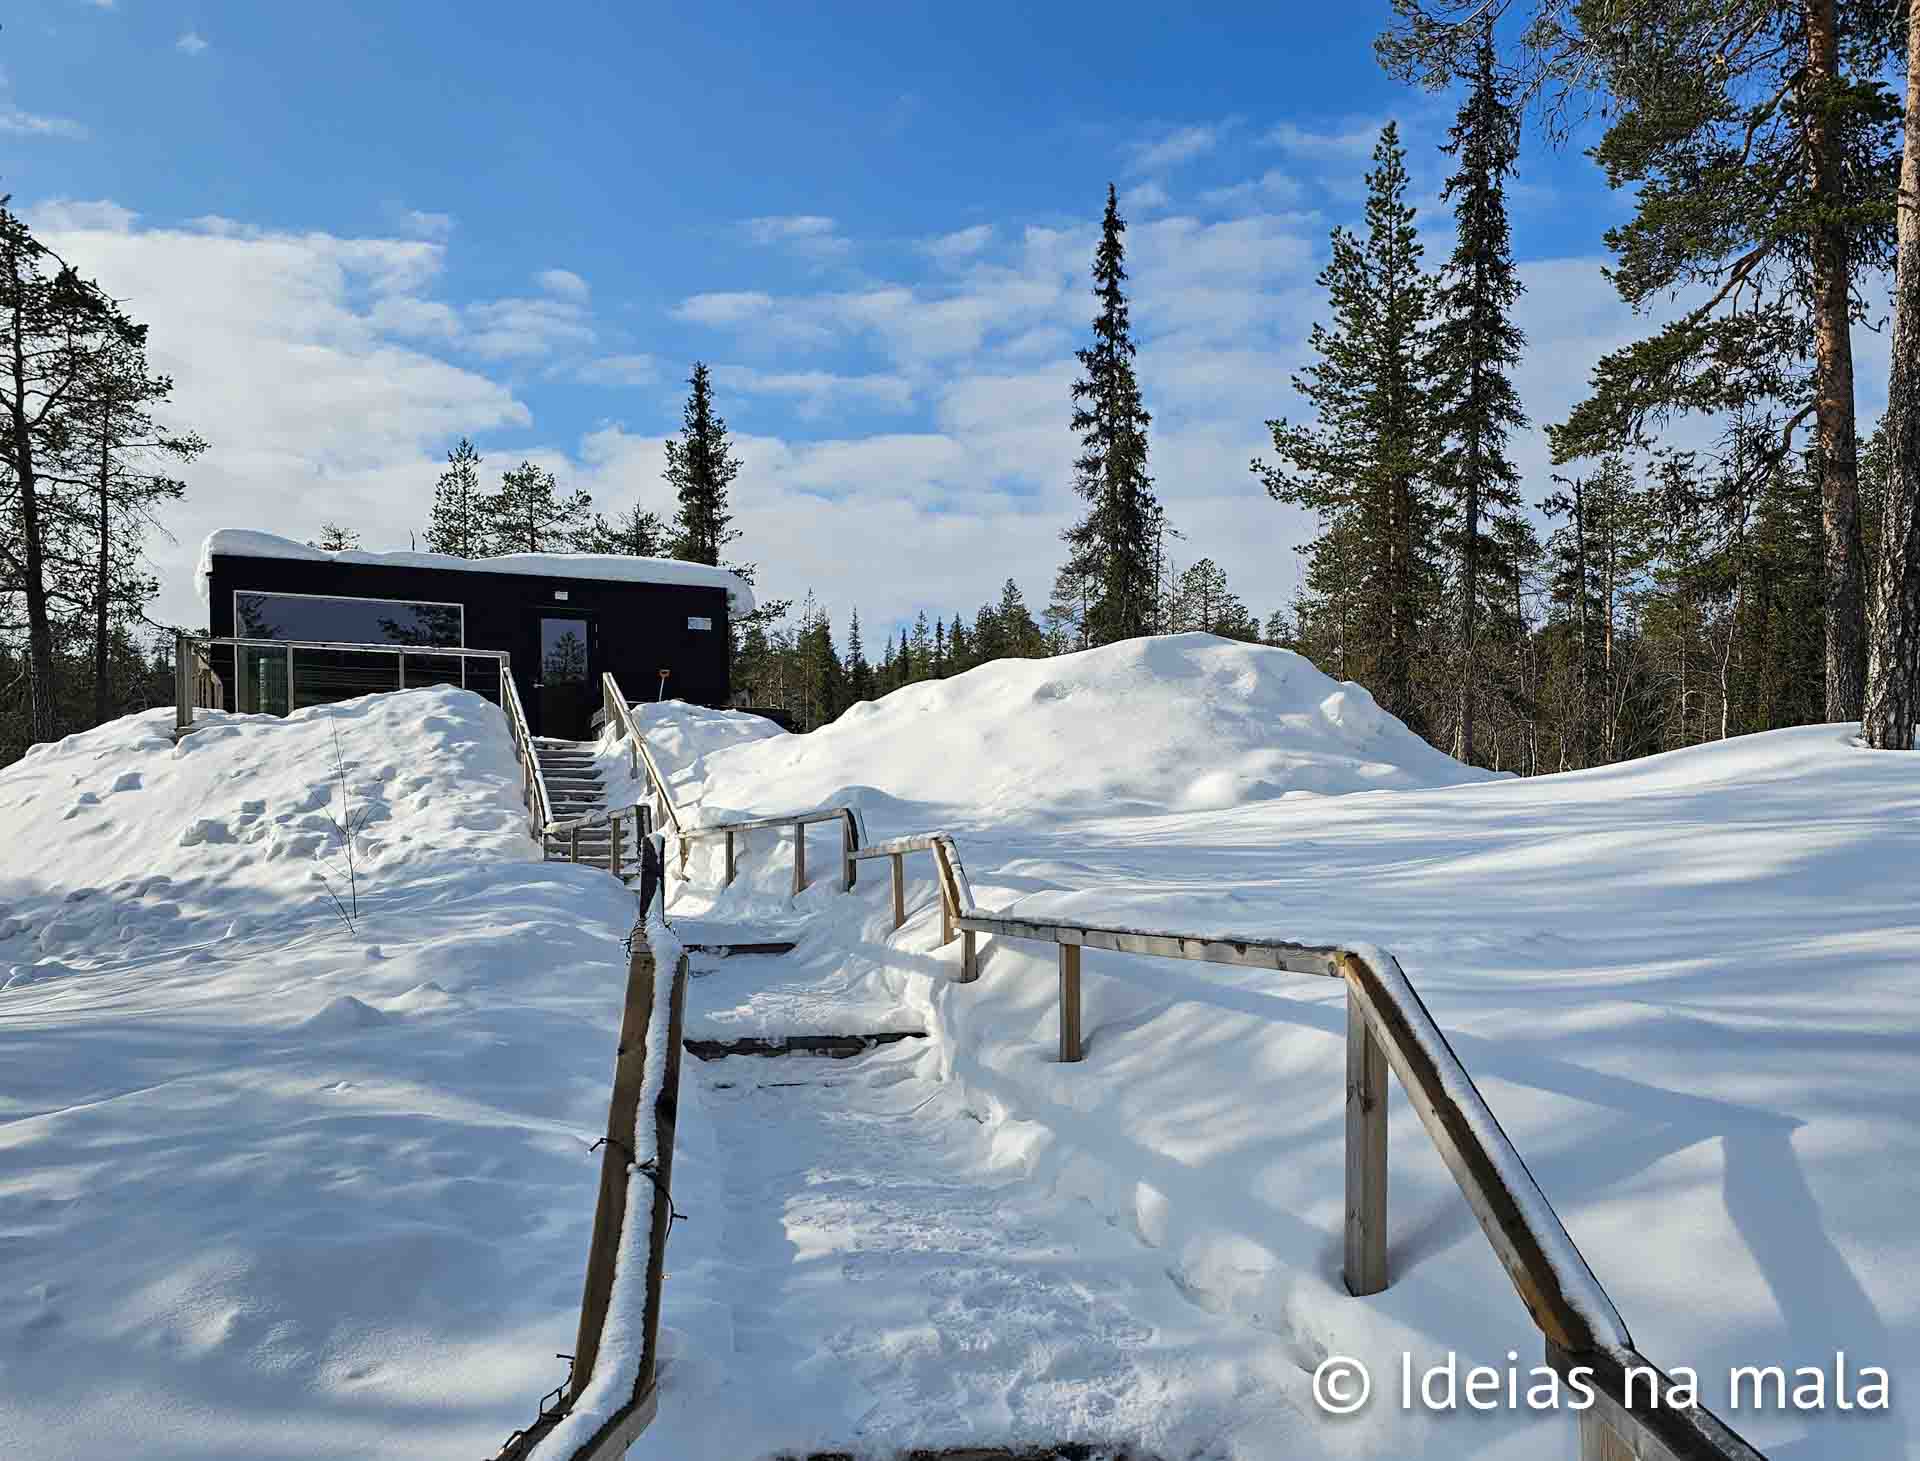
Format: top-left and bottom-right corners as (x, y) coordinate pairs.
(687, 615), (713, 631)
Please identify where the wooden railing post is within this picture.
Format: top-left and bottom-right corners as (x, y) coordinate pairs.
(840, 811), (856, 892)
(1344, 982), (1389, 1296)
(792, 821), (806, 895)
(723, 829), (736, 886)
(890, 852), (905, 929)
(1058, 942), (1083, 1063)
(174, 631), (192, 734)
(571, 825), (581, 864)
(610, 816), (623, 881)
(958, 929), (979, 984)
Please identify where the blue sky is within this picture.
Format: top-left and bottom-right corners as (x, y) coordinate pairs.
(6, 0), (1865, 641)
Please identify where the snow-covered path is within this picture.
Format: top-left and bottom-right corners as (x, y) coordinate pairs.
(641, 1037), (1331, 1460)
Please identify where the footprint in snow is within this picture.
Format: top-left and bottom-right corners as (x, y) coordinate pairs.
(111, 771), (142, 793)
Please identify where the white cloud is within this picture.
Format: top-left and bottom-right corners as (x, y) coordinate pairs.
(535, 267), (590, 302)
(922, 224), (993, 265)
(1, 104), (87, 139)
(710, 366), (916, 417)
(743, 214), (851, 261)
(576, 353), (661, 387)
(30, 210), (531, 630)
(463, 294), (594, 359)
(398, 209), (454, 241)
(1262, 119), (1382, 159)
(175, 31), (209, 56)
(1129, 124), (1220, 173)
(1201, 169), (1306, 210)
(674, 290), (777, 327)
(25, 198), (135, 232)
(1123, 181), (1171, 213)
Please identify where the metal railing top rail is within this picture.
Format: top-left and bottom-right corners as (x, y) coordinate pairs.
(184, 633), (510, 661)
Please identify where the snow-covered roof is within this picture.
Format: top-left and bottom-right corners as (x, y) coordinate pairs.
(195, 529), (755, 613)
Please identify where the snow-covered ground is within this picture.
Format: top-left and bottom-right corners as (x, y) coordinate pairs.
(646, 635), (1920, 1460)
(4, 636), (1916, 1460)
(0, 690), (636, 1459)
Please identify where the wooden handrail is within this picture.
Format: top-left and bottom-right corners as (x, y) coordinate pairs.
(493, 844), (688, 1461)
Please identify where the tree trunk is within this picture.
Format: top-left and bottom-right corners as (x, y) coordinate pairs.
(1861, 14), (1920, 750)
(1806, 0), (1869, 722)
(7, 245), (56, 747)
(94, 386), (113, 726)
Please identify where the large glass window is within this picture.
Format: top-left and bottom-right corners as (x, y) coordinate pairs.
(234, 592), (463, 647)
(231, 592), (467, 712)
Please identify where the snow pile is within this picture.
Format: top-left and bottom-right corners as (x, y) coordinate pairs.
(596, 699), (787, 821)
(678, 634), (1501, 833)
(196, 528), (756, 611)
(0, 689), (641, 1459)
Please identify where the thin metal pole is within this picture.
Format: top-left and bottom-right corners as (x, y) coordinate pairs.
(792, 821), (806, 895)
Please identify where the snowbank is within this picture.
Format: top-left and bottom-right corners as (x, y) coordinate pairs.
(0, 689), (641, 1459)
(677, 634), (1501, 833)
(196, 528), (756, 612)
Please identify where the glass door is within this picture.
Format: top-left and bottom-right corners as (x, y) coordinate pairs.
(535, 614), (594, 738)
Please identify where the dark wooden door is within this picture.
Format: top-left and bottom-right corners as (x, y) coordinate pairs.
(535, 613), (594, 738)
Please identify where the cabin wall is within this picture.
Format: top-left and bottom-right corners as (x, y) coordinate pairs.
(206, 554), (732, 719)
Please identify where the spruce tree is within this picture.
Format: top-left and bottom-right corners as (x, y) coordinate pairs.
(1255, 123), (1446, 733)
(846, 608), (874, 702)
(1060, 184), (1160, 645)
(426, 437), (483, 557)
(995, 578), (1044, 657)
(1432, 21), (1529, 765)
(665, 362), (742, 567)
(309, 522), (360, 551)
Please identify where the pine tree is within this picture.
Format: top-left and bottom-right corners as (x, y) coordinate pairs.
(1, 201), (200, 745)
(1045, 563), (1094, 653)
(60, 318), (203, 724)
(1060, 184), (1160, 645)
(1432, 22), (1529, 765)
(665, 362), (742, 567)
(1496, 0), (1898, 724)
(1255, 123), (1446, 733)
(580, 503), (669, 556)
(483, 461), (594, 555)
(309, 522), (360, 551)
(1168, 558), (1258, 638)
(426, 437), (484, 557)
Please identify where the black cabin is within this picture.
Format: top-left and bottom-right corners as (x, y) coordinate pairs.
(200, 531), (746, 740)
